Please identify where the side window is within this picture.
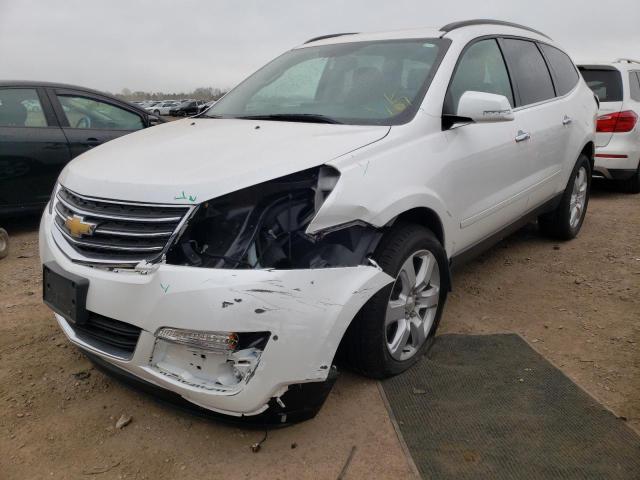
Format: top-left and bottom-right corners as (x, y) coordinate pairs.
(629, 72), (640, 102)
(501, 39), (555, 106)
(57, 95), (144, 130)
(0, 88), (48, 127)
(539, 44), (579, 96)
(444, 39), (514, 115)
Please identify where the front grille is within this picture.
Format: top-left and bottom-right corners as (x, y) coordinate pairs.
(52, 186), (192, 267)
(71, 312), (142, 359)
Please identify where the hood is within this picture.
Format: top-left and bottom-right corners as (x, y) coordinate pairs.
(59, 118), (389, 204)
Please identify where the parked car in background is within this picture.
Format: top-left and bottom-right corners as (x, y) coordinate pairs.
(579, 59), (640, 193)
(0, 81), (163, 216)
(198, 100), (217, 114)
(169, 100), (204, 116)
(40, 20), (595, 424)
(146, 101), (180, 116)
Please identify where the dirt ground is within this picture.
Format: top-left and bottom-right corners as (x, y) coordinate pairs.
(1, 183), (638, 479)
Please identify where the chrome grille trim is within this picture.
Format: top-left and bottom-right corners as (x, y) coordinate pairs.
(52, 185), (195, 268)
(54, 222), (166, 252)
(56, 193), (183, 223)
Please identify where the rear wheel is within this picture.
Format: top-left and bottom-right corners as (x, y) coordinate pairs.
(622, 165), (640, 194)
(343, 224), (448, 378)
(539, 154), (591, 240)
(0, 228), (9, 259)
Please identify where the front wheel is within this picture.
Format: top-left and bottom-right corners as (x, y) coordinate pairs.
(342, 224), (448, 378)
(539, 153), (591, 240)
(0, 228), (9, 259)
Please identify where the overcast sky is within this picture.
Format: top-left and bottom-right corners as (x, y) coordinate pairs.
(1, 0), (639, 94)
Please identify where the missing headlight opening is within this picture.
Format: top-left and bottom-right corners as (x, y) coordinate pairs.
(167, 166), (383, 269)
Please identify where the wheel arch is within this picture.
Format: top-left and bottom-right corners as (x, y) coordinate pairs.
(581, 141), (595, 172)
(391, 206), (445, 248)
(388, 207), (452, 292)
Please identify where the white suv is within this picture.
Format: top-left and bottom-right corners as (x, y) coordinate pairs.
(40, 20), (596, 424)
(579, 59), (640, 192)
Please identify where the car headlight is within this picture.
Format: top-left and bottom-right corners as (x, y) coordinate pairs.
(165, 165), (385, 270)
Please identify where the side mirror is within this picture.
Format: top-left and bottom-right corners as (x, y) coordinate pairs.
(147, 114), (165, 126)
(457, 91), (514, 123)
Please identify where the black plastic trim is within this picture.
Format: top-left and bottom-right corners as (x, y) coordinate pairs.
(84, 350), (338, 426)
(450, 193), (562, 270)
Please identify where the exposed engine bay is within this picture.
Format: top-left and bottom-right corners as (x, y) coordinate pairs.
(167, 166), (382, 269)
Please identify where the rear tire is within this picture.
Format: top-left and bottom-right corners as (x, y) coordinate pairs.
(539, 154), (591, 240)
(622, 165), (640, 194)
(0, 228), (9, 259)
(342, 224), (448, 379)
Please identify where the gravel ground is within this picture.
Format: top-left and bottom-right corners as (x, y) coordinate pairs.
(0, 183), (638, 479)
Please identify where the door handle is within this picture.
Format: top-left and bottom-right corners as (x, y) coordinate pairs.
(83, 137), (100, 148)
(562, 115), (573, 125)
(515, 130), (531, 143)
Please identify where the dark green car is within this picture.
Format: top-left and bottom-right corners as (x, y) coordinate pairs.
(0, 81), (162, 216)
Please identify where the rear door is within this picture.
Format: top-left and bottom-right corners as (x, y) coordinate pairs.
(0, 86), (71, 211)
(47, 88), (146, 158)
(500, 38), (565, 207)
(578, 66), (624, 147)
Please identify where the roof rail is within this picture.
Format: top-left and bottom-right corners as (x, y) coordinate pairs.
(614, 58), (640, 64)
(440, 19), (551, 40)
(304, 32), (358, 44)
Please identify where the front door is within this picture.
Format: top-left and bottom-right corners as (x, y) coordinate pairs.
(442, 38), (530, 251)
(47, 89), (145, 158)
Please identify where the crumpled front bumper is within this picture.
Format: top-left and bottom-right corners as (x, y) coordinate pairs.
(39, 209), (392, 422)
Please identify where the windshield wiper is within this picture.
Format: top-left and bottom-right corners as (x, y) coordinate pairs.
(235, 113), (342, 124)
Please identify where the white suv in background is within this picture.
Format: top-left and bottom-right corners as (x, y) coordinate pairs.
(579, 59), (640, 193)
(40, 20), (596, 424)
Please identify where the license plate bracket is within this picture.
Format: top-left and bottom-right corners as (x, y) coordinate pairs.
(43, 262), (89, 324)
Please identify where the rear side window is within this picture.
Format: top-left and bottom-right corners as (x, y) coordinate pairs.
(0, 88), (48, 127)
(629, 72), (640, 101)
(579, 68), (623, 102)
(501, 39), (555, 106)
(444, 39), (514, 114)
(539, 44), (579, 96)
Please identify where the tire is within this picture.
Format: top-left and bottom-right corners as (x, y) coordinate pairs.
(342, 223), (448, 379)
(622, 165), (640, 194)
(538, 154), (591, 240)
(154, 110), (161, 116)
(0, 228), (9, 259)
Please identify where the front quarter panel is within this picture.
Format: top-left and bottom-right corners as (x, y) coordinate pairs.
(308, 113), (456, 255)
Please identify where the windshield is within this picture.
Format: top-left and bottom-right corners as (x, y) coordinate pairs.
(205, 39), (447, 125)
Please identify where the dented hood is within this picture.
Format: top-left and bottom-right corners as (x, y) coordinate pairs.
(59, 118), (389, 204)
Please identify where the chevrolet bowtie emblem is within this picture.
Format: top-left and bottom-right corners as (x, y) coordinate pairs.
(64, 215), (96, 238)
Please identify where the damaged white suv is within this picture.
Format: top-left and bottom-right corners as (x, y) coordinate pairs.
(40, 20), (596, 424)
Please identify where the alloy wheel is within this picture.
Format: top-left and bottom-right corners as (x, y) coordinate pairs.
(569, 166), (588, 229)
(385, 250), (440, 361)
